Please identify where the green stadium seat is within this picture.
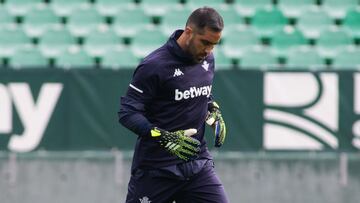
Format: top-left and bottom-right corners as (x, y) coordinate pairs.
(5, 0), (43, 16)
(112, 8), (151, 38)
(316, 27), (353, 58)
(277, 0), (315, 18)
(101, 48), (140, 69)
(271, 26), (307, 57)
(160, 8), (191, 36)
(221, 27), (259, 58)
(251, 7), (288, 39)
(218, 7), (244, 35)
(38, 26), (77, 57)
(0, 26), (31, 57)
(297, 7), (333, 39)
(332, 47), (360, 69)
(0, 6), (15, 28)
(84, 27), (123, 57)
(51, 0), (90, 17)
(343, 8), (360, 39)
(239, 47), (277, 69)
(55, 47), (94, 68)
(67, 7), (105, 37)
(286, 46), (324, 69)
(234, 0), (272, 17)
(9, 46), (48, 68)
(23, 5), (60, 38)
(131, 28), (168, 58)
(213, 49), (233, 69)
(141, 0), (182, 17)
(322, 0), (358, 19)
(186, 0), (226, 10)
(95, 0), (136, 16)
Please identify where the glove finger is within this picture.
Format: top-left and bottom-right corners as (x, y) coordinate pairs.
(179, 147), (199, 160)
(182, 141), (201, 153)
(183, 128), (197, 136)
(183, 136), (201, 148)
(173, 151), (190, 161)
(206, 111), (217, 125)
(214, 121), (226, 147)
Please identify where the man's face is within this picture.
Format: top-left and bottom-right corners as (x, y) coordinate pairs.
(185, 27), (222, 63)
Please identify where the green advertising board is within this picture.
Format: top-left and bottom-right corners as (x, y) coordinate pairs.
(0, 69), (359, 152)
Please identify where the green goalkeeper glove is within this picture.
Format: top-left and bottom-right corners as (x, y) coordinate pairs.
(206, 101), (226, 147)
(150, 127), (200, 161)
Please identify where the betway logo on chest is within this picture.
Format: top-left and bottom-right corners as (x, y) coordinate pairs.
(175, 85), (212, 101)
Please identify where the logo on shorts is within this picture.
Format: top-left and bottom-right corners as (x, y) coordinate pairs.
(139, 196), (151, 203)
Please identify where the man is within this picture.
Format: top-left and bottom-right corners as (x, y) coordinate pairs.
(118, 7), (228, 203)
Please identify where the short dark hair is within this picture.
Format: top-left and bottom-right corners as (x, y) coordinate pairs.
(186, 7), (224, 33)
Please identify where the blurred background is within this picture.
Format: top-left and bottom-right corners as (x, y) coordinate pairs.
(0, 0), (360, 202)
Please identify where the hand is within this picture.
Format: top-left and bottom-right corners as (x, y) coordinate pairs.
(206, 101), (226, 147)
(150, 127), (200, 161)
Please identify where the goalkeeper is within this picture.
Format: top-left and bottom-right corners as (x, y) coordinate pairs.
(118, 7), (228, 203)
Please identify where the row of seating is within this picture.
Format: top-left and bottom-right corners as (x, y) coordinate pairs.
(2, 45), (359, 70)
(0, 25), (358, 58)
(2, 0), (360, 19)
(1, 5), (359, 42)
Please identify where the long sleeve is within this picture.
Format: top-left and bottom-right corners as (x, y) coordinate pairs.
(118, 63), (159, 137)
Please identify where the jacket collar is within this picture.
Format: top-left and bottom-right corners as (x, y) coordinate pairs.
(166, 30), (196, 64)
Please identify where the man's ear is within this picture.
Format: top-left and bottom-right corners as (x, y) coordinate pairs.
(184, 26), (193, 36)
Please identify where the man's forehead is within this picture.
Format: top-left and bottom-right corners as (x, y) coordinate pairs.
(198, 28), (222, 43)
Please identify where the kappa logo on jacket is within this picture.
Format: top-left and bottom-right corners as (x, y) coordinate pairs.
(173, 68), (184, 77)
(139, 196), (151, 203)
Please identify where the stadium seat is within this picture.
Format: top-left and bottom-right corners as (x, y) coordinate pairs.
(322, 0), (359, 19)
(221, 27), (259, 58)
(5, 0), (43, 16)
(112, 8), (152, 38)
(213, 49), (233, 69)
(51, 0), (90, 17)
(67, 6), (105, 37)
(277, 0), (315, 18)
(186, 0), (227, 10)
(271, 26), (307, 57)
(83, 27), (123, 57)
(332, 47), (360, 69)
(0, 26), (31, 57)
(239, 47), (277, 69)
(9, 46), (48, 68)
(95, 0), (136, 17)
(141, 0), (182, 17)
(316, 27), (353, 58)
(251, 7), (288, 39)
(131, 28), (168, 58)
(343, 8), (360, 39)
(38, 26), (77, 57)
(23, 5), (60, 38)
(218, 7), (244, 35)
(297, 7), (333, 39)
(160, 8), (191, 36)
(286, 46), (324, 69)
(55, 47), (94, 68)
(0, 6), (15, 28)
(234, 0), (272, 17)
(101, 48), (140, 69)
